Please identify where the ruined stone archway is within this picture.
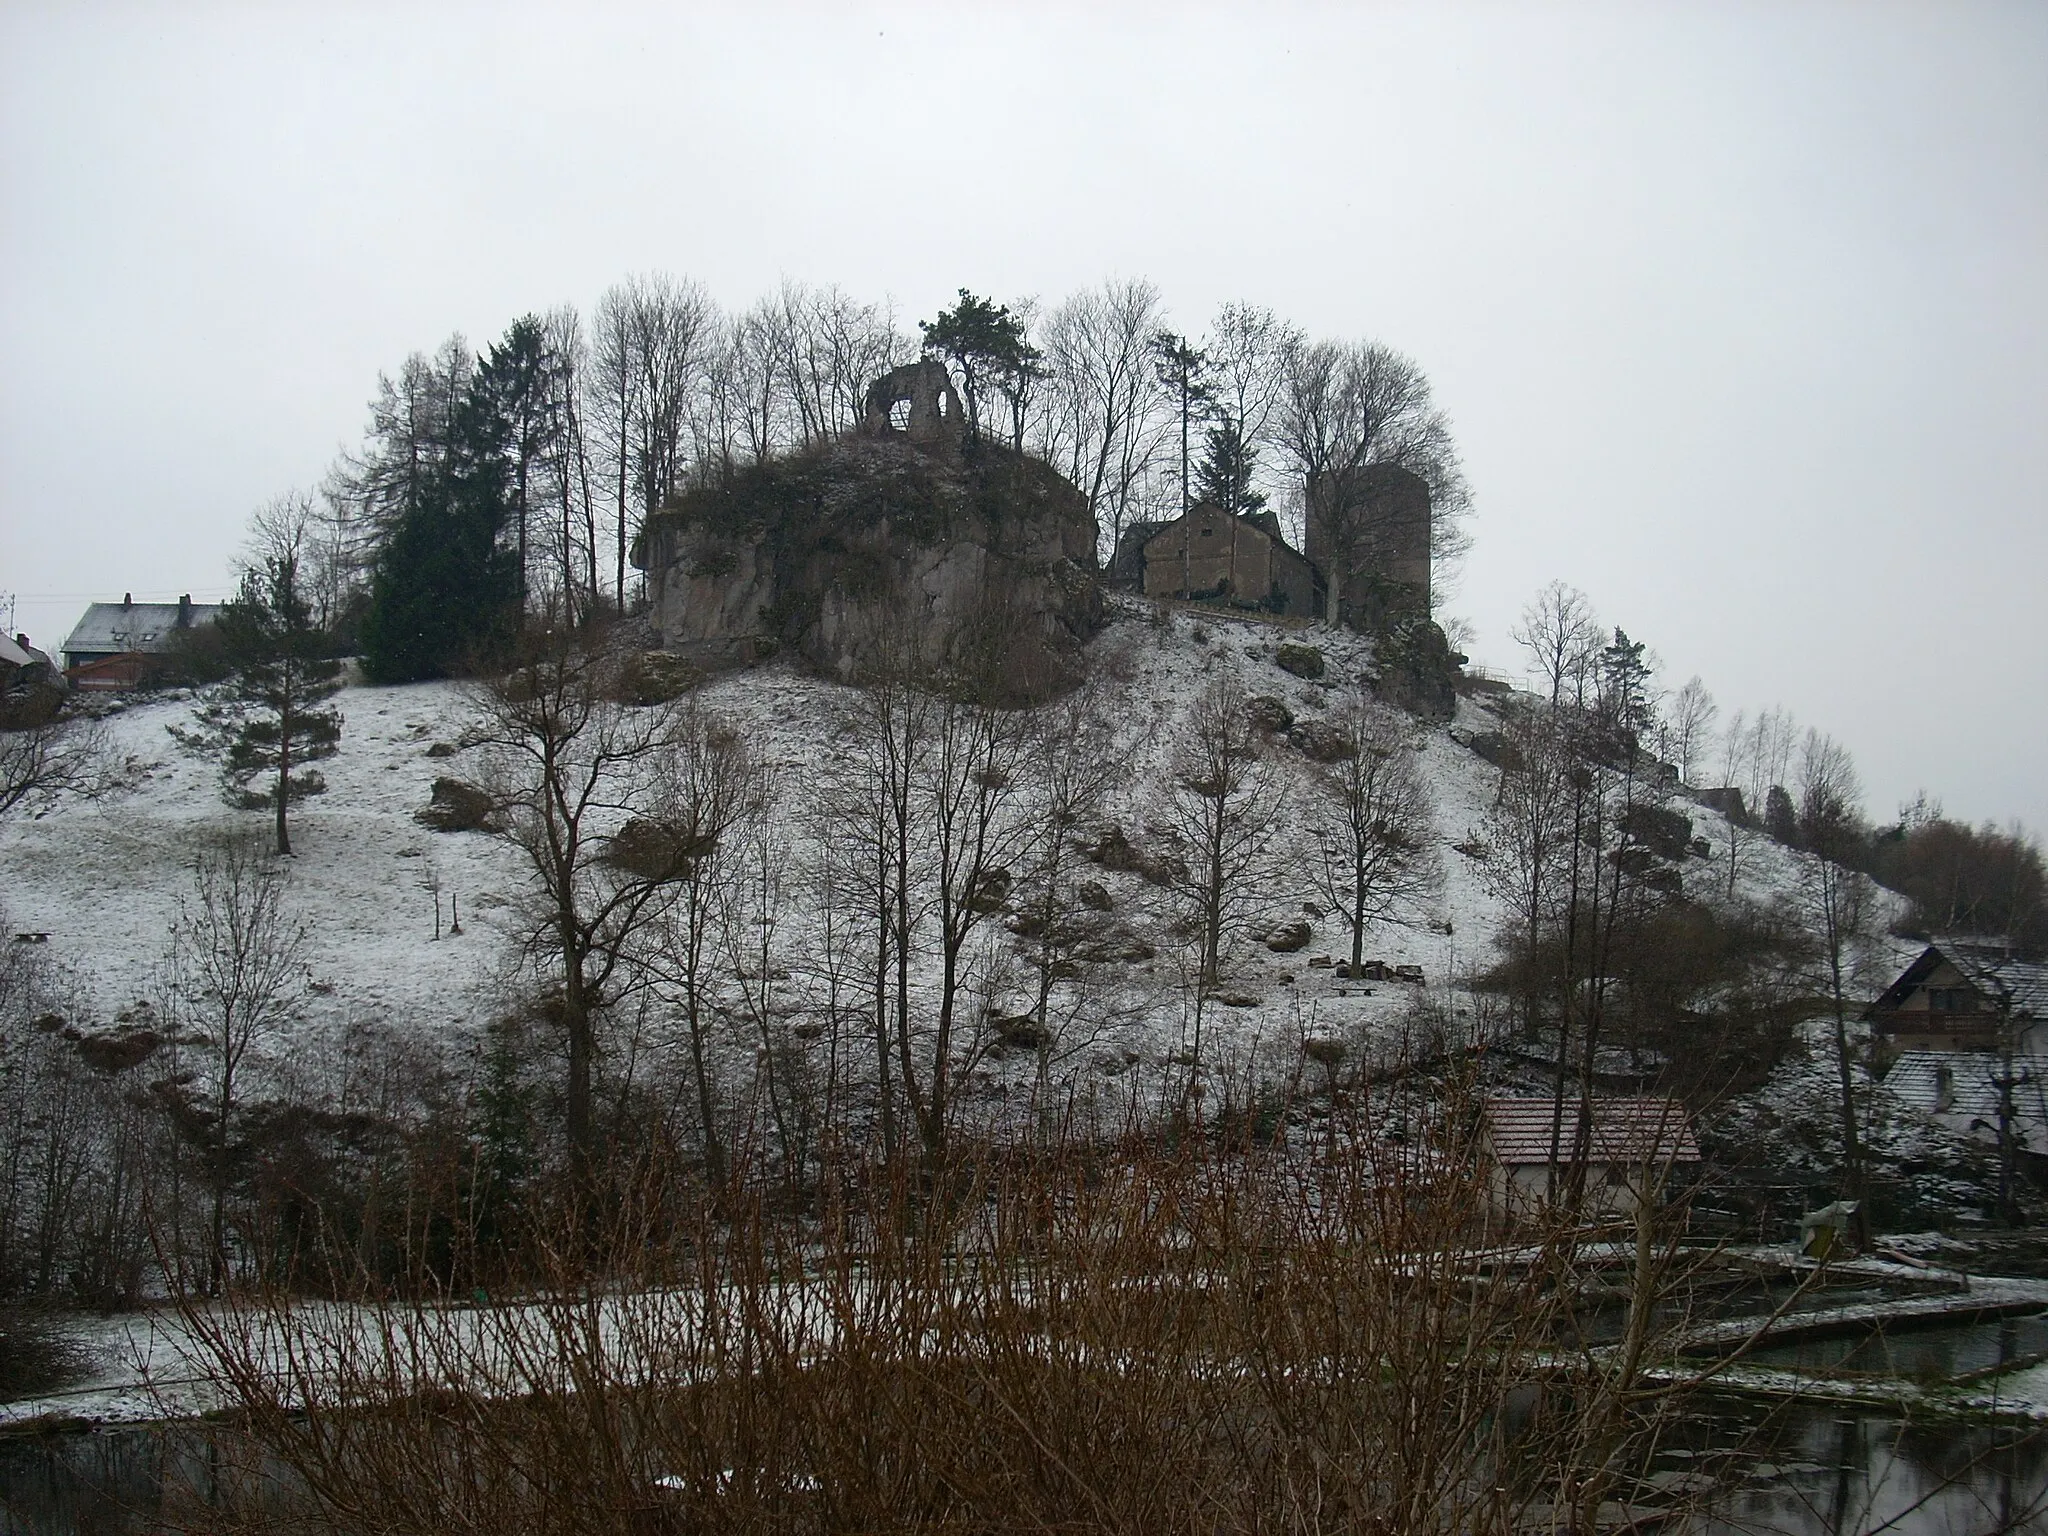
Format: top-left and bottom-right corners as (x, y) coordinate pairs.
(861, 359), (964, 444)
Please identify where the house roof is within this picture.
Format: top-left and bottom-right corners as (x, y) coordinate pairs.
(0, 633), (30, 669)
(1868, 939), (2048, 1021)
(1884, 1050), (2048, 1141)
(1482, 1097), (1700, 1167)
(1875, 1056), (2048, 1146)
(61, 601), (219, 659)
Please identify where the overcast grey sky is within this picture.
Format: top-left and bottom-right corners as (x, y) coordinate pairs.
(4, 2), (2043, 834)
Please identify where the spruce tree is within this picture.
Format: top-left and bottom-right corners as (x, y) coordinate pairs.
(205, 551), (345, 856)
(1193, 419), (1267, 516)
(361, 373), (522, 684)
(471, 316), (562, 601)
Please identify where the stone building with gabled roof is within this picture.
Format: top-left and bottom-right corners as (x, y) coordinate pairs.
(1135, 501), (1322, 618)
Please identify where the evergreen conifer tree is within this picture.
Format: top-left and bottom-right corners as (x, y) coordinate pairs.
(1193, 419), (1267, 516)
(919, 289), (1041, 445)
(1149, 330), (1212, 513)
(204, 550), (345, 856)
(471, 316), (563, 601)
(361, 374), (522, 684)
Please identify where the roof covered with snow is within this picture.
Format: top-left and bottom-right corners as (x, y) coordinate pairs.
(1869, 939), (2048, 1021)
(61, 601), (219, 659)
(1884, 1050), (2048, 1148)
(1482, 1097), (1701, 1167)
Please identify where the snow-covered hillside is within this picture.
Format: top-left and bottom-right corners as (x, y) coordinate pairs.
(0, 600), (1916, 1144)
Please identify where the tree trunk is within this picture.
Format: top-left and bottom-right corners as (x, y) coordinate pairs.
(275, 681), (293, 857)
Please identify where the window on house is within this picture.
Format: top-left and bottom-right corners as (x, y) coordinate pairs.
(1930, 987), (1974, 1012)
(1199, 527), (1214, 538)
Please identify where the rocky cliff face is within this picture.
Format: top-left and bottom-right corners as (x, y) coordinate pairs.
(636, 433), (1102, 698)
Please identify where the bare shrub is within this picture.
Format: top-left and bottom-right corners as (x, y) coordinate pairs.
(168, 1090), (1736, 1535)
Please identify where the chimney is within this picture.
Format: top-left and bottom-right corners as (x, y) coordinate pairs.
(178, 594), (192, 627)
(123, 592), (133, 609)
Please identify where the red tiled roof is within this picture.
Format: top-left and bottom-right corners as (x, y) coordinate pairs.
(1482, 1097), (1700, 1167)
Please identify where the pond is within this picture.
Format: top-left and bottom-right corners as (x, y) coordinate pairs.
(6, 1404), (2048, 1535)
(1681, 1401), (2048, 1534)
(1740, 1312), (2048, 1381)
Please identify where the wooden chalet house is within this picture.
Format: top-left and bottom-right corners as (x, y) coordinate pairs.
(1866, 937), (2048, 1059)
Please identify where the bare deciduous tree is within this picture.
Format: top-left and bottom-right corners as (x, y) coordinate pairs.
(646, 706), (761, 1197)
(1483, 707), (1575, 1037)
(1311, 700), (1439, 970)
(1015, 689), (1125, 1112)
(0, 713), (108, 821)
(1663, 675), (1717, 786)
(473, 637), (686, 1172)
(1163, 673), (1287, 1051)
(1794, 728), (1875, 1240)
(168, 832), (306, 1292)
(1510, 581), (1601, 708)
(1036, 278), (1168, 564)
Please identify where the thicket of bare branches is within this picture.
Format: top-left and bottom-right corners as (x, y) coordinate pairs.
(163, 1092), (1735, 1536)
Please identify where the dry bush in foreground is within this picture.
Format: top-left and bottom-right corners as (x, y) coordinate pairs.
(167, 1109), (1721, 1534)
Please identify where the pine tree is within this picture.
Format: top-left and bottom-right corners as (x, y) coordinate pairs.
(919, 290), (1042, 445)
(205, 551), (345, 856)
(471, 316), (563, 602)
(1193, 418), (1267, 516)
(1149, 331), (1211, 514)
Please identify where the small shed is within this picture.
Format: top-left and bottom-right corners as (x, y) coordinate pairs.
(1139, 502), (1322, 618)
(60, 595), (219, 689)
(1479, 1097), (1701, 1220)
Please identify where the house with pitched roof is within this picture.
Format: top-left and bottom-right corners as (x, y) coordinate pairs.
(1866, 937), (2048, 1058)
(60, 594), (219, 690)
(1479, 1096), (1701, 1220)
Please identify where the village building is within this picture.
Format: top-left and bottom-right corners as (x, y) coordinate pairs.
(0, 631), (66, 727)
(1479, 1096), (1701, 1221)
(1866, 937), (2048, 1058)
(1882, 1050), (2048, 1157)
(1134, 501), (1322, 618)
(0, 632), (57, 689)
(60, 594), (219, 690)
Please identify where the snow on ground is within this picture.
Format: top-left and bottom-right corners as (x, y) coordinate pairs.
(0, 683), (522, 1075)
(0, 604), (1921, 1132)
